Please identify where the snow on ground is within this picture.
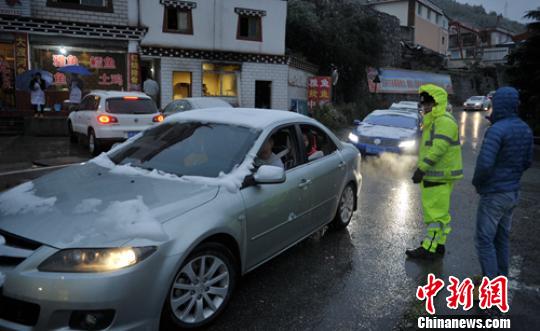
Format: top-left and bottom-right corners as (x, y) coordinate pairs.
(74, 198), (103, 214)
(94, 196), (168, 242)
(0, 181), (57, 216)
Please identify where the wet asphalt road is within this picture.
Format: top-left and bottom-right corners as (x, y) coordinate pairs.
(205, 110), (540, 330)
(0, 110), (539, 330)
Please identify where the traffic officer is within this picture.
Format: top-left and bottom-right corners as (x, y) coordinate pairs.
(406, 84), (463, 260)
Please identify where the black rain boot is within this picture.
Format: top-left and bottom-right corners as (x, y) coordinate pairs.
(405, 246), (438, 260)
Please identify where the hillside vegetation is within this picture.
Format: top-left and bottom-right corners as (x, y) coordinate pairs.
(431, 0), (526, 32)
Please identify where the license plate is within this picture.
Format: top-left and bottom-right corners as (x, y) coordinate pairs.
(127, 131), (140, 138)
(366, 146), (381, 154)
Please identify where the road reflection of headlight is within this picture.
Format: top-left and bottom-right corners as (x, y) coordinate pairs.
(348, 132), (359, 143)
(399, 140), (416, 149)
(393, 182), (410, 226)
(473, 112), (481, 140)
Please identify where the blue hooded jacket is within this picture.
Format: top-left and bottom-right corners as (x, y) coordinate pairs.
(472, 87), (533, 194)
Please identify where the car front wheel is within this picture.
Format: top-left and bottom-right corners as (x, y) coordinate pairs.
(160, 243), (237, 330)
(331, 183), (356, 229)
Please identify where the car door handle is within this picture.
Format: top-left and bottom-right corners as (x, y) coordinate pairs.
(338, 161), (346, 169)
(298, 179), (312, 189)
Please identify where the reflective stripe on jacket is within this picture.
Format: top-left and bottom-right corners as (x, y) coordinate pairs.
(418, 84), (463, 182)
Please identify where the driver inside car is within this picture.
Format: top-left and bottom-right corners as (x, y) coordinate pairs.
(255, 136), (284, 169)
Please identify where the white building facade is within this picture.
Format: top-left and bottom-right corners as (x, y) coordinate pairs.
(139, 0), (289, 110)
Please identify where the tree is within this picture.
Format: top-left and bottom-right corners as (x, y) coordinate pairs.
(507, 10), (540, 133)
(286, 0), (383, 103)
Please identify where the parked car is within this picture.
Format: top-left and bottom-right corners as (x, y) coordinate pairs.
(348, 109), (422, 155)
(67, 91), (163, 156)
(389, 101), (421, 113)
(0, 108), (362, 330)
(162, 97), (232, 117)
(463, 96), (490, 111)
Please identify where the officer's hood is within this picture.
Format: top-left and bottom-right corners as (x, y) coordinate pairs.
(490, 87), (519, 123)
(419, 84), (448, 125)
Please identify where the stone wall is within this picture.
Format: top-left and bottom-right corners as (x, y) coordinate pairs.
(31, 0), (129, 26)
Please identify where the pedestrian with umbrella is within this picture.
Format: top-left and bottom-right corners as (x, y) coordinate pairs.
(58, 65), (91, 106)
(16, 69), (53, 116)
(29, 72), (47, 118)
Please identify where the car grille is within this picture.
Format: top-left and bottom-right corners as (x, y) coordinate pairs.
(0, 289), (40, 326)
(0, 229), (42, 265)
(357, 136), (400, 147)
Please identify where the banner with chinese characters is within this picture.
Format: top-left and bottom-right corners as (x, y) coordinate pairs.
(14, 33), (29, 76)
(366, 67), (454, 94)
(33, 49), (127, 91)
(307, 76), (332, 110)
(128, 53), (141, 91)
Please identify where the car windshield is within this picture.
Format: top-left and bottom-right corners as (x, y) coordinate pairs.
(364, 114), (417, 129)
(106, 97), (158, 114)
(109, 122), (260, 177)
(470, 96), (484, 101)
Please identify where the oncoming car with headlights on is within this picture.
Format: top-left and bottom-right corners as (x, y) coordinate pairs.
(0, 108), (362, 330)
(348, 109), (422, 155)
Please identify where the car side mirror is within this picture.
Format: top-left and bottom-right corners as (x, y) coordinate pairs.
(353, 119), (361, 126)
(308, 150), (324, 162)
(253, 165), (286, 184)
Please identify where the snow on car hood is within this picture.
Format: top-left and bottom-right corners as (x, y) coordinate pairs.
(0, 162), (219, 249)
(355, 124), (416, 139)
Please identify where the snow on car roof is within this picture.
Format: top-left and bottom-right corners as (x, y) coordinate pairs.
(185, 97), (233, 108)
(164, 108), (314, 129)
(370, 109), (419, 119)
(88, 90), (151, 99)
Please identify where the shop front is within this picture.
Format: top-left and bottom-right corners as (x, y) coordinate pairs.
(29, 44), (128, 113)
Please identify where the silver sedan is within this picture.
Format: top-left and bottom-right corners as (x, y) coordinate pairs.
(0, 108), (362, 330)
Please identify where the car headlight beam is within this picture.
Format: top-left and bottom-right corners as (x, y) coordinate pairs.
(38, 247), (156, 273)
(348, 132), (359, 143)
(399, 140), (416, 149)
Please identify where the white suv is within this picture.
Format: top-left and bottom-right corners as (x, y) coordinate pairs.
(68, 91), (163, 155)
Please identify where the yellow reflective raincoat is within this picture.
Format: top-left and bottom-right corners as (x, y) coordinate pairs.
(417, 84), (463, 253)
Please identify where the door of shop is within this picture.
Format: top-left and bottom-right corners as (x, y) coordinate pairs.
(255, 80), (271, 109)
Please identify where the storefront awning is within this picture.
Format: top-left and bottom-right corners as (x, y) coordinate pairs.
(367, 67), (454, 94)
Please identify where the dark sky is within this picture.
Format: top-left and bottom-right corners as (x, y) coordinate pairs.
(453, 0), (538, 23)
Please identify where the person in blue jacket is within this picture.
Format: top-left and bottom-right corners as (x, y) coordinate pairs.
(473, 87), (533, 279)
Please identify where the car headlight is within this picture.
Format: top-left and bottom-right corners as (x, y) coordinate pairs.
(399, 140), (416, 149)
(38, 247), (156, 273)
(348, 132), (359, 143)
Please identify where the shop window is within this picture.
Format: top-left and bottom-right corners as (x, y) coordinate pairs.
(202, 63), (239, 97)
(47, 0), (113, 12)
(173, 71), (192, 100)
(417, 4), (422, 16)
(427, 9), (432, 21)
(163, 7), (193, 34)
